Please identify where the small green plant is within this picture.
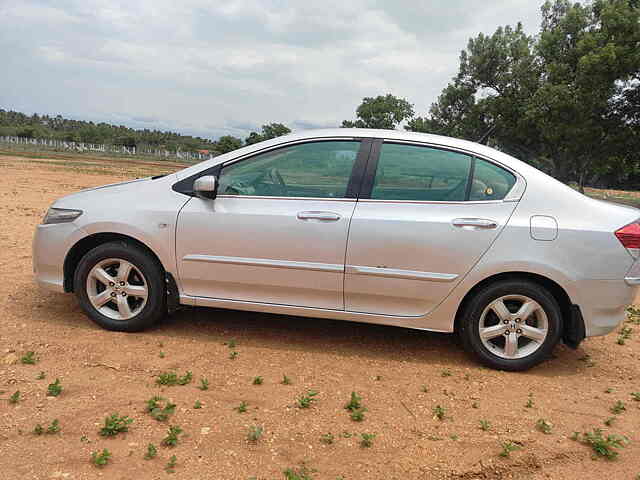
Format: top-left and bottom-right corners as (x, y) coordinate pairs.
(350, 408), (367, 422)
(297, 390), (318, 408)
(198, 378), (209, 390)
(578, 354), (595, 367)
(159, 351), (165, 358)
(162, 425), (183, 447)
(47, 378), (62, 397)
(247, 425), (263, 443)
(229, 351), (238, 360)
(441, 369), (452, 377)
(479, 420), (491, 431)
(282, 374), (292, 385)
(253, 376), (264, 385)
(605, 387), (614, 394)
(100, 413), (133, 437)
(21, 351), (37, 364)
(472, 401), (479, 409)
(165, 455), (177, 473)
(235, 401), (248, 413)
(156, 371), (192, 386)
(320, 433), (334, 445)
(631, 392), (640, 401)
(525, 394), (534, 408)
(9, 390), (20, 404)
(374, 375), (382, 381)
(80, 435), (89, 443)
(91, 449), (111, 467)
(146, 396), (176, 421)
(617, 326), (633, 345)
(420, 385), (428, 393)
(284, 466), (314, 480)
(36, 371), (45, 380)
(345, 392), (362, 412)
(604, 417), (616, 426)
(573, 429), (628, 460)
(433, 405), (446, 421)
(360, 433), (376, 448)
(611, 401), (626, 414)
(193, 400), (202, 409)
(627, 305), (640, 323)
(227, 338), (237, 348)
(536, 419), (553, 434)
(34, 424), (44, 435)
(144, 443), (157, 460)
(499, 441), (520, 458)
(46, 419), (60, 434)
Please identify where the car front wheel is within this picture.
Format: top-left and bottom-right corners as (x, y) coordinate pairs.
(74, 241), (166, 332)
(459, 280), (562, 371)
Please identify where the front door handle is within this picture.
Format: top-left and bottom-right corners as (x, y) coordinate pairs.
(297, 211), (341, 221)
(452, 218), (498, 229)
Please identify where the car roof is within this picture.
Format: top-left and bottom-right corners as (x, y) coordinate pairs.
(175, 127), (543, 185)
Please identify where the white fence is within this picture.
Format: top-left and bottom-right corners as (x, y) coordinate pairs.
(0, 135), (215, 162)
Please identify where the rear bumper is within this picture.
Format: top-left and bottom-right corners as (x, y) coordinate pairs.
(33, 222), (86, 293)
(571, 278), (637, 337)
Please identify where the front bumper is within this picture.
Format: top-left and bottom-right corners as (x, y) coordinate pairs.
(33, 222), (86, 293)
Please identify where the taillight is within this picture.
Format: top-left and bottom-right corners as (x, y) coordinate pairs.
(615, 222), (640, 255)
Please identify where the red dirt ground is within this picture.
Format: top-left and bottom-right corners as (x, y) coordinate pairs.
(1, 153), (640, 479)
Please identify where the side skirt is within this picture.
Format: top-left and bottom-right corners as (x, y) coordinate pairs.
(179, 294), (452, 333)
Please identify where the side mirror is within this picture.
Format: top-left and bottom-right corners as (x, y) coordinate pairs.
(193, 175), (217, 200)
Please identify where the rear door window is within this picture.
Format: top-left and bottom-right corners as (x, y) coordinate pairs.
(469, 158), (516, 201)
(371, 143), (472, 201)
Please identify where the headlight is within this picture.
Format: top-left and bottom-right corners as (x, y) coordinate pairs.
(42, 208), (83, 224)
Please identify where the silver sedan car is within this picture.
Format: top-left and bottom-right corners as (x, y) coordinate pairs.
(33, 128), (640, 370)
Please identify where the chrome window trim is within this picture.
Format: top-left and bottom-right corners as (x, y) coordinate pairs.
(356, 199), (504, 205)
(216, 195), (356, 202)
(345, 265), (458, 282)
(380, 138), (526, 203)
(182, 254), (344, 273)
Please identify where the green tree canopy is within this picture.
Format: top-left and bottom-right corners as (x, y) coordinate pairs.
(245, 123), (291, 145)
(407, 0), (640, 190)
(215, 135), (243, 154)
(342, 94), (414, 129)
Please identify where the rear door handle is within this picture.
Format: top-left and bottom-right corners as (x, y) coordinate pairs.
(297, 211), (341, 221)
(452, 218), (498, 229)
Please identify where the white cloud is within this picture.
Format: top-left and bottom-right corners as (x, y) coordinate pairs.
(0, 0), (543, 139)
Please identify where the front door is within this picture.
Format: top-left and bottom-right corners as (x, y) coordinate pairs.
(345, 140), (519, 316)
(176, 139), (364, 310)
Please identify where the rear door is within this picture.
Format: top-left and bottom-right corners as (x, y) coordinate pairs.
(344, 140), (520, 316)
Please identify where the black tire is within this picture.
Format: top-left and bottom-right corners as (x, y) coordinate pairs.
(458, 280), (562, 371)
(74, 241), (166, 332)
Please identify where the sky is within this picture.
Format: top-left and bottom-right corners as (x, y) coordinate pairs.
(0, 1), (543, 141)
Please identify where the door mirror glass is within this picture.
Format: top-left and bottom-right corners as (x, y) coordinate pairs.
(194, 175), (217, 199)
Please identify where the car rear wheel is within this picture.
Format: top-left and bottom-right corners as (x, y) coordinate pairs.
(74, 241), (166, 332)
(459, 280), (562, 371)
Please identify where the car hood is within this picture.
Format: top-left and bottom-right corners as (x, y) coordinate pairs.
(52, 174), (178, 209)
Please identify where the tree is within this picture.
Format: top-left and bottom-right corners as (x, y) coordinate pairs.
(245, 123), (291, 145)
(409, 0), (640, 191)
(216, 135), (243, 154)
(406, 82), (487, 141)
(342, 94), (414, 129)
